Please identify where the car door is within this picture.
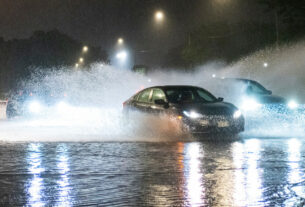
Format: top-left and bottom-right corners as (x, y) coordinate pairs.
(134, 89), (153, 113)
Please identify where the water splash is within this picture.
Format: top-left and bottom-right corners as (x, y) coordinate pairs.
(1, 41), (305, 141)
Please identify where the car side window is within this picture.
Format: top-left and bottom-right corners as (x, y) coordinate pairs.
(133, 93), (140, 101)
(137, 89), (152, 103)
(152, 89), (166, 102)
(196, 89), (215, 102)
(166, 89), (194, 103)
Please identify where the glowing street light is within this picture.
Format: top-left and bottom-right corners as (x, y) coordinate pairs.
(75, 63), (79, 68)
(117, 38), (124, 45)
(263, 62), (268, 68)
(82, 46), (88, 53)
(79, 57), (84, 63)
(155, 11), (164, 22)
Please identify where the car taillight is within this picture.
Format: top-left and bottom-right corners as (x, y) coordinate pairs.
(123, 101), (127, 107)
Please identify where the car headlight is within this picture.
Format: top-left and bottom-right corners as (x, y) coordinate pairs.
(241, 97), (262, 111)
(287, 100), (298, 109)
(233, 110), (242, 119)
(56, 101), (69, 113)
(183, 111), (203, 119)
(28, 101), (42, 114)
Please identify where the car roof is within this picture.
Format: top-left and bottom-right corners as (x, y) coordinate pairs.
(138, 85), (207, 94)
(222, 78), (258, 84)
(223, 78), (249, 82)
(145, 85), (203, 90)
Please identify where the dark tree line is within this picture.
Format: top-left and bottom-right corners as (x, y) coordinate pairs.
(259, 0), (305, 41)
(163, 0), (305, 68)
(180, 22), (276, 66)
(0, 30), (108, 94)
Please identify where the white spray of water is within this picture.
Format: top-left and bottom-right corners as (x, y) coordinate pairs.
(146, 41), (305, 138)
(1, 41), (305, 141)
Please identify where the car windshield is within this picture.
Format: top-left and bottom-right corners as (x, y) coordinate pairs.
(246, 81), (270, 95)
(164, 87), (217, 104)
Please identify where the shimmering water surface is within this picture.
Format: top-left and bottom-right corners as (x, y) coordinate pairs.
(0, 138), (305, 206)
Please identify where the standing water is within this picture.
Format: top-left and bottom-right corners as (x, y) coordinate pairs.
(0, 139), (305, 206)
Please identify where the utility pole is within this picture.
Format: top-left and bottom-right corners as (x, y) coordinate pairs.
(274, 10), (279, 48)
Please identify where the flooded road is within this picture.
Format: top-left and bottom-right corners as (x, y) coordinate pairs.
(0, 138), (305, 206)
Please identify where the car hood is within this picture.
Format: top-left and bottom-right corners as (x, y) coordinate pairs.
(256, 94), (287, 104)
(177, 102), (237, 116)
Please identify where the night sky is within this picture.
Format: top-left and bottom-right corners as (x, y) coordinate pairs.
(0, 0), (266, 65)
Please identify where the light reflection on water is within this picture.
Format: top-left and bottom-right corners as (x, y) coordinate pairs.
(56, 144), (72, 207)
(233, 139), (265, 206)
(233, 142), (247, 206)
(287, 138), (301, 184)
(285, 138), (305, 206)
(27, 143), (45, 207)
(26, 143), (73, 207)
(7, 138), (305, 206)
(183, 143), (204, 207)
(181, 140), (264, 207)
(245, 139), (263, 206)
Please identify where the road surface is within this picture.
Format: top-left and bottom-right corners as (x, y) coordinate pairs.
(0, 137), (304, 206)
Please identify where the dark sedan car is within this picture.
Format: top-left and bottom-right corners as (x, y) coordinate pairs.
(123, 85), (244, 134)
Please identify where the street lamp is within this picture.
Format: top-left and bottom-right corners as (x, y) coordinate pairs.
(117, 38), (124, 45)
(82, 46), (88, 53)
(155, 11), (164, 22)
(75, 63), (79, 68)
(79, 57), (84, 63)
(263, 62), (268, 68)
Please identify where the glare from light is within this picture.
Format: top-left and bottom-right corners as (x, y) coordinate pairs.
(241, 97), (262, 111)
(288, 100), (298, 109)
(116, 51), (127, 61)
(56, 101), (70, 113)
(185, 143), (204, 206)
(27, 143), (45, 207)
(155, 11), (164, 21)
(233, 110), (242, 119)
(183, 111), (203, 119)
(212, 74), (216, 78)
(29, 101), (42, 114)
(75, 63), (79, 68)
(287, 138), (301, 184)
(147, 78), (152, 82)
(233, 142), (246, 206)
(82, 46), (88, 53)
(263, 62), (268, 68)
(79, 57), (84, 63)
(56, 144), (72, 206)
(117, 38), (124, 44)
(245, 139), (262, 205)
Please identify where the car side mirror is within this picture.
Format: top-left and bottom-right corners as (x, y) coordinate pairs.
(267, 90), (272, 95)
(217, 97), (224, 102)
(154, 99), (169, 108)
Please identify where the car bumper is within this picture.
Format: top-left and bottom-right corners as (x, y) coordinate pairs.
(182, 116), (245, 134)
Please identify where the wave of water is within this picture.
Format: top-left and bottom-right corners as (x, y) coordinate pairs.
(1, 41), (305, 141)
